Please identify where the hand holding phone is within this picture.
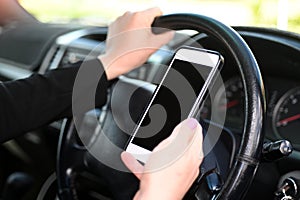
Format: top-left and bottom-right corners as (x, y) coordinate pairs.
(121, 118), (203, 199)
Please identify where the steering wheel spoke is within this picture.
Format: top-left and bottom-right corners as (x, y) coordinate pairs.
(57, 119), (90, 199)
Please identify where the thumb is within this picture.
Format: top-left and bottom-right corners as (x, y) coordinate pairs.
(121, 151), (144, 180)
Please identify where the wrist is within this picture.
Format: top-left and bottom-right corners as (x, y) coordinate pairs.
(98, 54), (117, 80)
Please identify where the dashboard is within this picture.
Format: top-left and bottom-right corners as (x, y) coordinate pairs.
(0, 23), (300, 199)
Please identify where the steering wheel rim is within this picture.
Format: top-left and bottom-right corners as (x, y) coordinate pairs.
(151, 13), (266, 199)
(57, 13), (266, 200)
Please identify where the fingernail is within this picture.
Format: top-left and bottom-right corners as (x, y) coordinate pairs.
(187, 118), (198, 130)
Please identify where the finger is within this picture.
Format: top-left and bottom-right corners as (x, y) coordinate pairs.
(150, 30), (175, 49)
(175, 118), (200, 144)
(139, 7), (163, 26)
(152, 119), (187, 152)
(166, 118), (202, 159)
(182, 121), (204, 171)
(178, 119), (203, 156)
(146, 118), (200, 171)
(142, 7), (163, 18)
(153, 118), (199, 155)
(190, 124), (204, 160)
(121, 151), (144, 179)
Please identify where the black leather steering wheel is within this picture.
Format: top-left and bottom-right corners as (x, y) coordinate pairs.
(57, 14), (266, 200)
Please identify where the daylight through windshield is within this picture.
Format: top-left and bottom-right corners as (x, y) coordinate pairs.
(20, 0), (300, 33)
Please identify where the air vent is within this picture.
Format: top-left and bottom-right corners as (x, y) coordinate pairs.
(39, 45), (65, 73)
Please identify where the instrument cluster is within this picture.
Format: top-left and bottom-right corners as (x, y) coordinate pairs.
(202, 76), (300, 150)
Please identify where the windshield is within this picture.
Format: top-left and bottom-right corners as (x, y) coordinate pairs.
(20, 0), (300, 33)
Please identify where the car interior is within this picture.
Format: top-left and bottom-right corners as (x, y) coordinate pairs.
(0, 0), (300, 200)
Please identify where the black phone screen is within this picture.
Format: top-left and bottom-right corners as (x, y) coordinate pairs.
(131, 59), (213, 151)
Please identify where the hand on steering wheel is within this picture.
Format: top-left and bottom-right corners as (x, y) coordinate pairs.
(98, 7), (174, 80)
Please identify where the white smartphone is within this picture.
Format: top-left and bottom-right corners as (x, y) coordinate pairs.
(125, 46), (224, 163)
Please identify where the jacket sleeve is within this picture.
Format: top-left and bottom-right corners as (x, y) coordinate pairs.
(0, 59), (108, 143)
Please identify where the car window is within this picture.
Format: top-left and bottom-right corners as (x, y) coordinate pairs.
(19, 0), (300, 33)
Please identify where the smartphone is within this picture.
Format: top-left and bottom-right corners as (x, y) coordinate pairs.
(125, 46), (224, 163)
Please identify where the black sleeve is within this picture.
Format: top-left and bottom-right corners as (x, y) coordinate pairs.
(0, 59), (108, 143)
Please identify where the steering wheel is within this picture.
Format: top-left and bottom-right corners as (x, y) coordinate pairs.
(56, 14), (266, 200)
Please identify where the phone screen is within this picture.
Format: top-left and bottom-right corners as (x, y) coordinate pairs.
(130, 58), (213, 152)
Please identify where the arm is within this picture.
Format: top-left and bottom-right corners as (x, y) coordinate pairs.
(0, 59), (107, 143)
(0, 7), (173, 143)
